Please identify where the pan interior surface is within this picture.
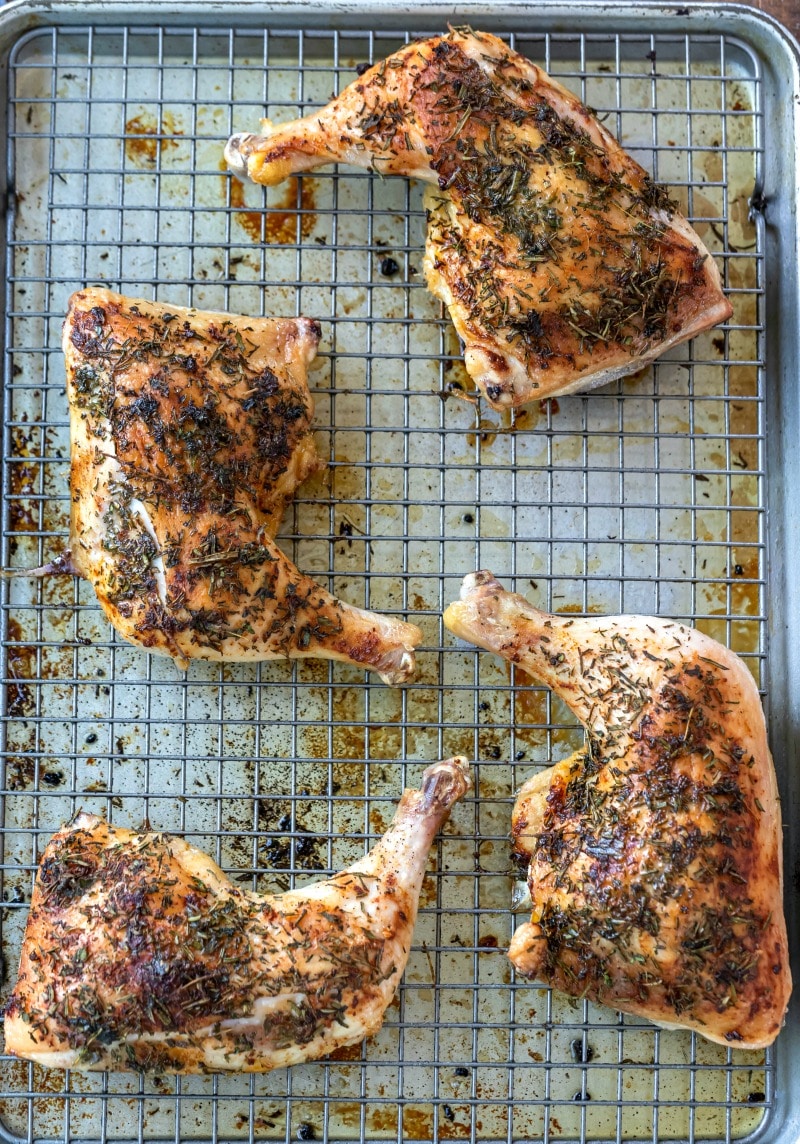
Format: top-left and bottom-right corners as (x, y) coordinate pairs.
(0, 18), (775, 1144)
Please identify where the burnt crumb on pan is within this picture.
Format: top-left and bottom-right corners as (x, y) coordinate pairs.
(571, 1039), (595, 1063)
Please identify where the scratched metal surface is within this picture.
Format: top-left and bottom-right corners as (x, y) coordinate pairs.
(0, 5), (789, 1144)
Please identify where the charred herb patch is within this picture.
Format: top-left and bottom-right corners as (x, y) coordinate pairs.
(640, 174), (678, 216)
(100, 489), (160, 603)
(554, 258), (682, 352)
(398, 32), (698, 369)
(64, 293), (342, 661)
(17, 821), (398, 1063)
(519, 624), (774, 1022)
(71, 363), (115, 426)
(38, 835), (103, 906)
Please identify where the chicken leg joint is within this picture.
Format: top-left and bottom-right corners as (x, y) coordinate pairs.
(4, 757), (471, 1073)
(9, 288), (422, 685)
(226, 29), (731, 410)
(444, 570), (790, 1049)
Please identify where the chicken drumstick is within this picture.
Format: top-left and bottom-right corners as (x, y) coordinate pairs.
(4, 757), (470, 1072)
(54, 288), (421, 684)
(444, 571), (790, 1049)
(226, 29), (731, 410)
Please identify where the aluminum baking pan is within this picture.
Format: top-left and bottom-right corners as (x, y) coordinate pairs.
(0, 2), (797, 1143)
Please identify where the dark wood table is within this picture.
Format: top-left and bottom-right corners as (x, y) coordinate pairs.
(709, 0), (799, 34)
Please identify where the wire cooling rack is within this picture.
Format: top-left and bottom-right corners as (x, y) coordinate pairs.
(0, 14), (776, 1144)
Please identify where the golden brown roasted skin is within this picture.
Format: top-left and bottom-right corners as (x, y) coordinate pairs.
(225, 29), (731, 410)
(63, 288), (420, 683)
(444, 571), (790, 1049)
(4, 758), (470, 1073)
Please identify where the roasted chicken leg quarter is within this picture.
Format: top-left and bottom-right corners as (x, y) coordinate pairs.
(226, 29), (731, 410)
(444, 571), (790, 1049)
(59, 288), (420, 684)
(4, 757), (470, 1072)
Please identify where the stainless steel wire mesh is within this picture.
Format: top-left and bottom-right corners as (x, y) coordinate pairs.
(0, 18), (774, 1144)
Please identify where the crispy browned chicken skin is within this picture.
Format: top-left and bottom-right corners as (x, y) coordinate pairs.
(444, 571), (790, 1049)
(4, 757), (470, 1073)
(225, 29), (731, 410)
(61, 288), (420, 683)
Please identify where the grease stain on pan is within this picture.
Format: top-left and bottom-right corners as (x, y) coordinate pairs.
(124, 111), (183, 166)
(220, 161), (317, 244)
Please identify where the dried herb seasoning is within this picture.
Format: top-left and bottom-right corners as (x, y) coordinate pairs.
(64, 292), (344, 664)
(12, 819), (401, 1070)
(517, 625), (779, 1024)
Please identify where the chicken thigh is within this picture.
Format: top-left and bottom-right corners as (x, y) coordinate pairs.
(57, 288), (420, 684)
(225, 29), (731, 410)
(444, 571), (790, 1049)
(4, 757), (470, 1072)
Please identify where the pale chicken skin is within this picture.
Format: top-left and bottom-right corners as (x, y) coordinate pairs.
(444, 571), (790, 1049)
(62, 288), (420, 684)
(225, 29), (731, 410)
(4, 757), (470, 1073)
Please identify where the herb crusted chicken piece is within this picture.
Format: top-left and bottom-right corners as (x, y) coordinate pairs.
(444, 571), (790, 1049)
(225, 28), (732, 410)
(62, 288), (420, 683)
(4, 757), (471, 1072)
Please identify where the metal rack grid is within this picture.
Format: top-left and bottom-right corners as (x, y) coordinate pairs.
(0, 16), (773, 1144)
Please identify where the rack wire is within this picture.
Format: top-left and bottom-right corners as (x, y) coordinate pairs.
(0, 18), (772, 1144)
